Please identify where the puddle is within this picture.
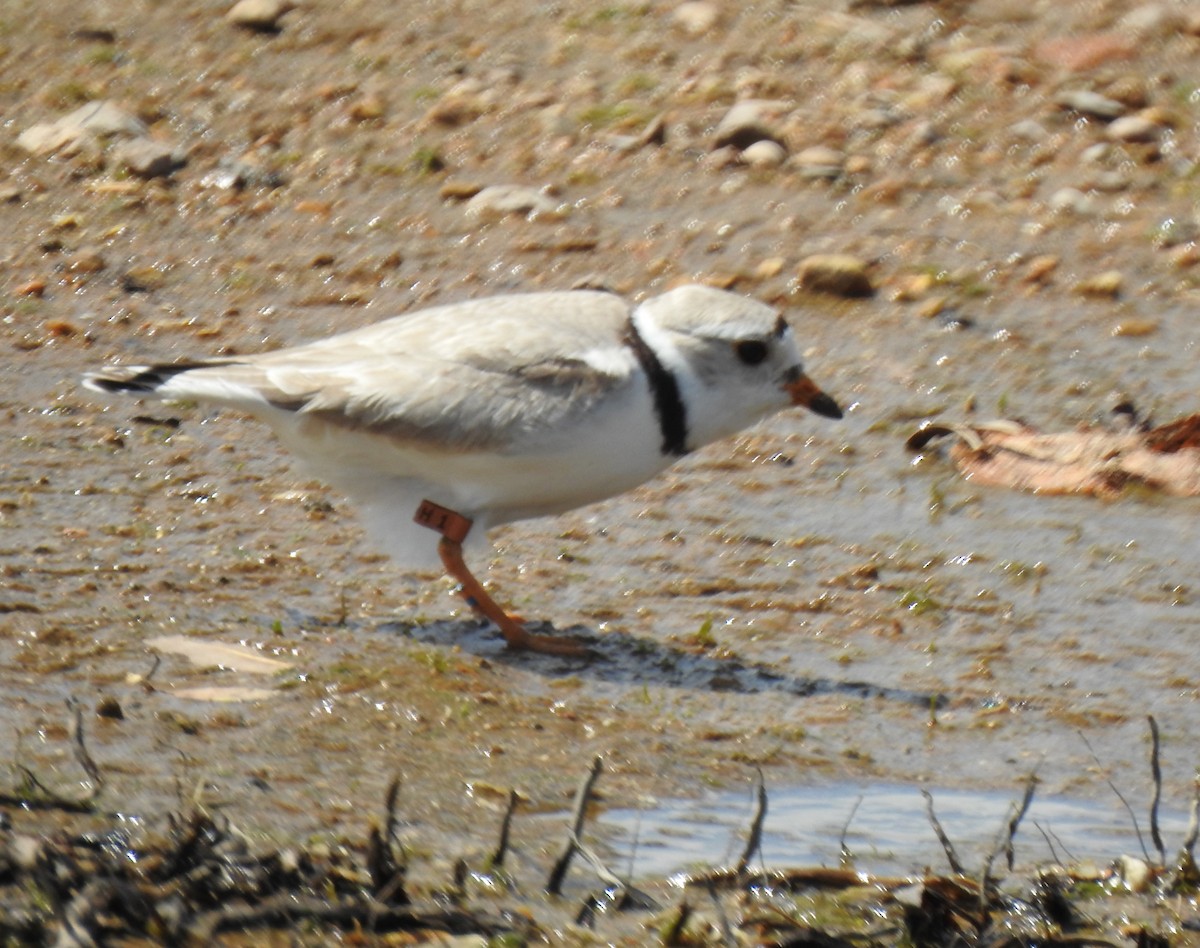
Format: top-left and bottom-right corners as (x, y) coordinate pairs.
(601, 782), (1192, 879)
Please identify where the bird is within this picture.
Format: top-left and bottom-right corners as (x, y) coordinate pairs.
(83, 283), (842, 656)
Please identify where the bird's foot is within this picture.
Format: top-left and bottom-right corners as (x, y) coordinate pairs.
(495, 615), (596, 658)
(416, 503), (595, 658)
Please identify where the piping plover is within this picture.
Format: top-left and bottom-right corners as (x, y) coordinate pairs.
(84, 284), (842, 655)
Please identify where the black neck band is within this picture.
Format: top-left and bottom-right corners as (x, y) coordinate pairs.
(623, 318), (689, 457)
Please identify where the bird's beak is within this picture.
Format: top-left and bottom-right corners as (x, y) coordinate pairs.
(783, 369), (843, 419)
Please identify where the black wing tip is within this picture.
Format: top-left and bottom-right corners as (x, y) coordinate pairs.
(83, 368), (171, 395)
(82, 360), (224, 395)
(83, 373), (141, 394)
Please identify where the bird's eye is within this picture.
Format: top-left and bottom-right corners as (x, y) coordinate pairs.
(733, 339), (769, 366)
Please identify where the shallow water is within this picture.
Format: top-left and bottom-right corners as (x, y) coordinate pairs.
(602, 781), (1192, 879)
(4, 0), (1200, 856)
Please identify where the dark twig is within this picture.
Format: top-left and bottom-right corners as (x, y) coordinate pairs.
(1078, 730), (1152, 864)
(488, 789), (519, 870)
(1032, 820), (1066, 866)
(1147, 716), (1165, 867)
(736, 768), (768, 876)
(15, 764), (53, 798)
(838, 794), (864, 867)
(541, 757), (657, 911)
(68, 699), (103, 800)
(574, 836), (627, 890)
(661, 900), (692, 946)
(0, 704), (101, 813)
(922, 790), (965, 875)
(973, 773), (1038, 941)
(366, 774), (407, 904)
(1004, 771), (1039, 872)
(546, 756), (603, 895)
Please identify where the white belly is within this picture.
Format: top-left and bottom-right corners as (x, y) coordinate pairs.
(265, 383), (671, 568)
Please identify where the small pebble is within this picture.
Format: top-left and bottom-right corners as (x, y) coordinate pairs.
(67, 249), (106, 273)
(1049, 188), (1095, 217)
(1022, 255), (1059, 285)
(112, 137), (183, 178)
(1073, 270), (1123, 299)
(1009, 119), (1048, 142)
(18, 100), (146, 156)
(1169, 244), (1200, 268)
(1111, 319), (1157, 337)
(47, 320), (80, 338)
(1055, 89), (1126, 119)
(439, 180), (484, 201)
(672, 1), (718, 35)
(793, 145), (843, 179)
(60, 100), (146, 138)
(741, 139), (786, 168)
(798, 254), (874, 298)
(348, 93), (385, 122)
(227, 0), (294, 31)
(713, 99), (788, 150)
(891, 273), (935, 302)
(1105, 114), (1161, 143)
(1115, 855), (1153, 893)
(917, 296), (948, 319)
(123, 266), (168, 293)
(9, 836), (43, 870)
(755, 257), (785, 279)
(464, 184), (560, 220)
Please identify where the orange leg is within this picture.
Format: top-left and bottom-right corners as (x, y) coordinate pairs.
(414, 500), (590, 656)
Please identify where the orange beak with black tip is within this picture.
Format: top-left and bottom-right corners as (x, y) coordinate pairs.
(783, 368), (843, 419)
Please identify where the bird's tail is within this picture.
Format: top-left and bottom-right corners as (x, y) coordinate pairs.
(82, 360), (231, 397)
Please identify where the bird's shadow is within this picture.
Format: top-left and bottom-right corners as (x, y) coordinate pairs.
(373, 616), (944, 710)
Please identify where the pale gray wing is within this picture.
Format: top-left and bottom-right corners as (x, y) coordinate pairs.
(245, 291), (639, 453)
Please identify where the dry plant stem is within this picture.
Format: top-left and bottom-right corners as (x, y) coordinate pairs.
(0, 702), (101, 813)
(489, 789), (519, 870)
(839, 794), (865, 866)
(1078, 729), (1153, 864)
(662, 900), (692, 946)
(1004, 771), (1038, 872)
(736, 769), (768, 876)
(367, 774), (407, 905)
(979, 772), (1038, 937)
(546, 756), (604, 894)
(922, 789), (966, 875)
(1147, 715), (1165, 866)
(69, 700), (102, 799)
(540, 776), (664, 913)
(1033, 820), (1066, 865)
